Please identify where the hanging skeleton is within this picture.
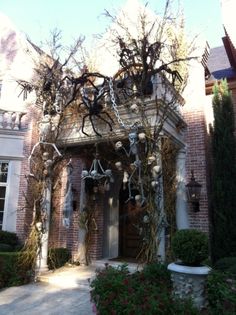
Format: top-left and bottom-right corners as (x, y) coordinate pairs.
(62, 160), (74, 228)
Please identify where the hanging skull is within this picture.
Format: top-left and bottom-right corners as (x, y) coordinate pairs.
(115, 141), (123, 150)
(148, 155), (156, 165)
(130, 103), (139, 113)
(115, 161), (123, 170)
(138, 132), (146, 143)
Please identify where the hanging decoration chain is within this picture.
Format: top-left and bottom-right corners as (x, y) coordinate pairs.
(108, 77), (141, 130)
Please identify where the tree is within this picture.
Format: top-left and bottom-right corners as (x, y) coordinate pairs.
(211, 79), (236, 261)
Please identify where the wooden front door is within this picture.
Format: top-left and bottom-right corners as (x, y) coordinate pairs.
(119, 189), (143, 258)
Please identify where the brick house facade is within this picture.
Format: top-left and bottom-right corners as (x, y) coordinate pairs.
(2, 2), (231, 263)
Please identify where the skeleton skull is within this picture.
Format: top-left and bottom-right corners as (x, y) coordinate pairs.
(130, 103), (139, 113)
(115, 161), (123, 171)
(82, 170), (89, 178)
(138, 132), (146, 143)
(115, 141), (123, 150)
(148, 155), (156, 165)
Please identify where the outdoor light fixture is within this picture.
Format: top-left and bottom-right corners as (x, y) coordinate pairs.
(82, 153), (113, 181)
(185, 171), (202, 212)
(81, 145), (113, 197)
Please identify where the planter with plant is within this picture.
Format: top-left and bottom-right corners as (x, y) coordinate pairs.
(167, 229), (211, 309)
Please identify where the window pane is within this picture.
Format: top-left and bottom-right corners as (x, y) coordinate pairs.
(0, 187), (6, 198)
(0, 211), (3, 222)
(0, 162), (8, 183)
(0, 199), (5, 211)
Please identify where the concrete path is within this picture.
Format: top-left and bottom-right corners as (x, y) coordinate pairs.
(0, 282), (93, 315)
(0, 260), (139, 315)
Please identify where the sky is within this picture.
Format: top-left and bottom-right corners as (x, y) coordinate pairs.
(0, 0), (224, 49)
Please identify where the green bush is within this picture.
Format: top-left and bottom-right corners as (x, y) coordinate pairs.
(214, 257), (236, 279)
(0, 230), (18, 247)
(171, 229), (209, 266)
(0, 243), (14, 252)
(47, 247), (71, 270)
(207, 270), (236, 315)
(0, 252), (32, 289)
(90, 263), (199, 315)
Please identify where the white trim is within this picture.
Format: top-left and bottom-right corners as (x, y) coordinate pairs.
(167, 262), (211, 275)
(0, 160), (9, 230)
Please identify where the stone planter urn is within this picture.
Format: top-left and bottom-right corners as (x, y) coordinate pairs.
(168, 229), (211, 309)
(168, 262), (211, 309)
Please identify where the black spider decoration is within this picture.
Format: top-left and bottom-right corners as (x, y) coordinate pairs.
(80, 87), (114, 137)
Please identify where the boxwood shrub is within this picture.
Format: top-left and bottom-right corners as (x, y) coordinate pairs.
(47, 247), (71, 270)
(0, 252), (32, 289)
(0, 230), (19, 247)
(171, 229), (209, 266)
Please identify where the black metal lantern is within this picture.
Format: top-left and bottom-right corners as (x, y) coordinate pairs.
(185, 171), (202, 212)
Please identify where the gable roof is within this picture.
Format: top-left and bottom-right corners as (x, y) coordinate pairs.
(206, 45), (236, 83)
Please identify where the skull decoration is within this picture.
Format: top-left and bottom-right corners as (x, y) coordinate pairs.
(128, 132), (137, 143)
(130, 103), (139, 113)
(115, 141), (123, 150)
(138, 132), (146, 143)
(115, 161), (123, 171)
(38, 115), (52, 142)
(148, 155), (156, 165)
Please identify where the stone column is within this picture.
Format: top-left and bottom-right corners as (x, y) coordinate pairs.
(176, 148), (189, 229)
(155, 148), (166, 261)
(36, 152), (53, 273)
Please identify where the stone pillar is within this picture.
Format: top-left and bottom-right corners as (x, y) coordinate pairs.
(38, 179), (52, 272)
(155, 148), (166, 261)
(36, 152), (53, 273)
(176, 148), (189, 229)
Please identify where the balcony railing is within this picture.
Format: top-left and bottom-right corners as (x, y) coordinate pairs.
(0, 109), (26, 131)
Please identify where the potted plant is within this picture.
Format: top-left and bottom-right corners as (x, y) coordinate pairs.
(167, 229), (211, 309)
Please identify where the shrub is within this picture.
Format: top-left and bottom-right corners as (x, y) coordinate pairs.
(0, 243), (14, 252)
(171, 229), (208, 266)
(214, 257), (236, 279)
(0, 252), (32, 289)
(207, 270), (236, 315)
(47, 247), (71, 270)
(0, 230), (18, 247)
(90, 263), (199, 315)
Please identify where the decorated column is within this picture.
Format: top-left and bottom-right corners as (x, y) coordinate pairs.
(176, 148), (189, 229)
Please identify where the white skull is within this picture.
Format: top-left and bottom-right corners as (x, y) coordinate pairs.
(143, 215), (149, 224)
(148, 156), (156, 165)
(115, 141), (123, 150)
(115, 161), (123, 170)
(152, 165), (161, 174)
(130, 103), (139, 113)
(91, 170), (97, 177)
(105, 169), (112, 177)
(135, 194), (141, 201)
(82, 170), (89, 177)
(35, 222), (43, 232)
(138, 132), (146, 143)
(151, 180), (158, 188)
(129, 132), (137, 143)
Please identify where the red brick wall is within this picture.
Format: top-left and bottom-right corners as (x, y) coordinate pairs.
(16, 106), (41, 243)
(183, 107), (210, 233)
(50, 155), (105, 261)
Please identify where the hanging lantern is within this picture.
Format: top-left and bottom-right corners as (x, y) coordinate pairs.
(185, 171), (202, 212)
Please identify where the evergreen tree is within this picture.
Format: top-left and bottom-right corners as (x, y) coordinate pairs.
(211, 79), (236, 261)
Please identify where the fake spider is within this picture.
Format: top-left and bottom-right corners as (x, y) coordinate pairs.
(80, 88), (114, 137)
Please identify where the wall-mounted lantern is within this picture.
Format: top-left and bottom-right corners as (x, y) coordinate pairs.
(185, 171), (202, 212)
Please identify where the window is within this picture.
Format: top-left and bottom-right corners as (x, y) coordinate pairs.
(0, 162), (8, 230)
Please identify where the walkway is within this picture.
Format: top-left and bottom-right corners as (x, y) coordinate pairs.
(0, 260), (139, 315)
